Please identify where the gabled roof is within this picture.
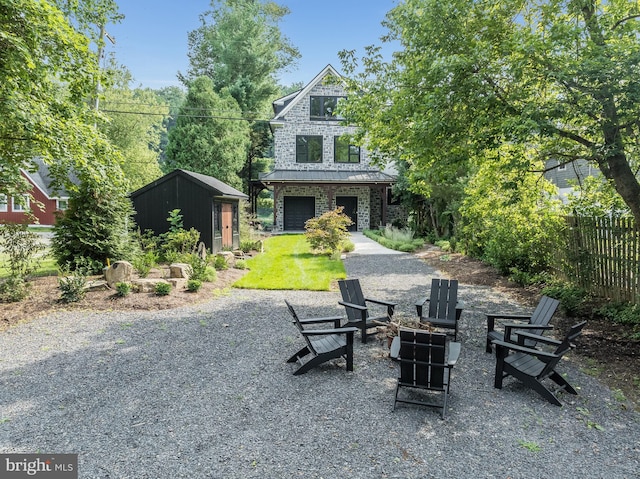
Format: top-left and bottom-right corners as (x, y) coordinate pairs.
(271, 64), (345, 123)
(21, 157), (71, 199)
(258, 169), (395, 184)
(131, 169), (248, 200)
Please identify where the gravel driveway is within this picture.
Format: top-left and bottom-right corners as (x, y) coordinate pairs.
(0, 235), (638, 478)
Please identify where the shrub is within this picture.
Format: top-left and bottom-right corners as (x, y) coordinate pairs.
(0, 222), (44, 279)
(341, 240), (355, 253)
(51, 176), (137, 274)
(160, 209), (200, 259)
(132, 250), (157, 278)
(0, 277), (30, 302)
(115, 282), (131, 297)
(214, 254), (228, 270)
(187, 279), (202, 292)
(58, 269), (88, 303)
(305, 207), (353, 256)
(188, 254), (210, 281)
(155, 282), (171, 296)
(235, 259), (248, 270)
(382, 225), (414, 243)
(541, 281), (588, 316)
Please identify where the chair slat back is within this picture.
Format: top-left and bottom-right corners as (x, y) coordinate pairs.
(539, 321), (587, 378)
(338, 279), (368, 322)
(398, 329), (447, 389)
(529, 295), (560, 335)
(427, 279), (458, 322)
(284, 300), (317, 355)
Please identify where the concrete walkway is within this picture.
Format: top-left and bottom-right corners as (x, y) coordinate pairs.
(348, 232), (404, 255)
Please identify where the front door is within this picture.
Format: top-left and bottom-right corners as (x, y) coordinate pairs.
(336, 196), (358, 231)
(222, 203), (233, 247)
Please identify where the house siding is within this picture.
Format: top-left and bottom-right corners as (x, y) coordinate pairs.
(0, 171), (62, 226)
(267, 66), (398, 233)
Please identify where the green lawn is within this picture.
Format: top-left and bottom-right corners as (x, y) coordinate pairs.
(0, 252), (58, 279)
(233, 234), (346, 291)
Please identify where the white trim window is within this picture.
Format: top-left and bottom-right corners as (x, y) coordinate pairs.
(0, 194), (7, 212)
(57, 198), (69, 211)
(12, 195), (30, 212)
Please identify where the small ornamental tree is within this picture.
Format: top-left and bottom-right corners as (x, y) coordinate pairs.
(304, 207), (353, 257)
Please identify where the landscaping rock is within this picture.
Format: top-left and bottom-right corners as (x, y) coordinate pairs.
(131, 278), (171, 293)
(218, 251), (235, 267)
(104, 261), (133, 288)
(169, 263), (192, 279)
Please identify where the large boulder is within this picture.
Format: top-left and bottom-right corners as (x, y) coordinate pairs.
(104, 261), (133, 288)
(169, 263), (192, 279)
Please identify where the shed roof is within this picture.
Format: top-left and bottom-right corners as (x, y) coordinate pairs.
(131, 169), (248, 200)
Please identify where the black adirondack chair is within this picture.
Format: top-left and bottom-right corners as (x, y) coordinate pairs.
(338, 279), (397, 344)
(486, 295), (560, 353)
(394, 328), (461, 419)
(492, 321), (587, 406)
(415, 279), (463, 341)
(284, 300), (358, 376)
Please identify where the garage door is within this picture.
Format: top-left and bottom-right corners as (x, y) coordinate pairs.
(284, 196), (315, 230)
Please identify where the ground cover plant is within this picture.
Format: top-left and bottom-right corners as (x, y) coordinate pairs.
(233, 234), (346, 290)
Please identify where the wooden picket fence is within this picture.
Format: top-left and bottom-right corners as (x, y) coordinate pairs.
(555, 216), (640, 303)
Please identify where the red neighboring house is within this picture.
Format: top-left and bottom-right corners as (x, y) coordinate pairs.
(0, 158), (70, 226)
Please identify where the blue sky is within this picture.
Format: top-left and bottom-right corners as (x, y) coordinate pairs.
(106, 0), (398, 90)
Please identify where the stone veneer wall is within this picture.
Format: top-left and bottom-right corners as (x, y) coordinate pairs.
(273, 82), (375, 171)
(275, 184), (370, 232)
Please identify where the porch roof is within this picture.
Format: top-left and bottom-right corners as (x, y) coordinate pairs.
(258, 169), (396, 185)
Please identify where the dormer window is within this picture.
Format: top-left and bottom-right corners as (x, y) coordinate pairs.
(310, 96), (345, 121)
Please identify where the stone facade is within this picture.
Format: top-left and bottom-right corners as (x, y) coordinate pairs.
(267, 65), (396, 232)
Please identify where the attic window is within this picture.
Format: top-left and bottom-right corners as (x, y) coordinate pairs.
(310, 96), (345, 121)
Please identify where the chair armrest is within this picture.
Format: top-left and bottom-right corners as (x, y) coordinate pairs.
(503, 323), (553, 330)
(415, 297), (429, 317)
(491, 339), (559, 359)
(486, 313), (533, 321)
(339, 300), (367, 312)
(302, 327), (358, 336)
(298, 316), (344, 328)
(448, 342), (461, 366)
(364, 297), (398, 308)
(514, 331), (562, 346)
(364, 297), (396, 317)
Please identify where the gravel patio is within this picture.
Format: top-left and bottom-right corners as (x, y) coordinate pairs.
(0, 235), (638, 478)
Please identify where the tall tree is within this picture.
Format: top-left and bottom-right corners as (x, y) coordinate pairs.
(99, 66), (167, 190)
(164, 76), (250, 189)
(180, 0), (300, 191)
(0, 0), (101, 198)
(340, 0), (640, 223)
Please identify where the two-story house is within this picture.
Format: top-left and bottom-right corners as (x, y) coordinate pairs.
(544, 159), (599, 203)
(256, 65), (397, 232)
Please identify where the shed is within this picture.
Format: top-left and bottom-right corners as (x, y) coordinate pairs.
(130, 169), (248, 253)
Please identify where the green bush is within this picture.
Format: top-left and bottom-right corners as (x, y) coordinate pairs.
(58, 270), (88, 303)
(188, 254), (210, 281)
(597, 302), (640, 326)
(187, 279), (202, 292)
(155, 282), (171, 296)
(0, 222), (44, 279)
(382, 225), (415, 243)
(341, 240), (355, 253)
(51, 177), (137, 274)
(541, 281), (588, 316)
(305, 207), (353, 256)
(363, 229), (424, 252)
(235, 259), (248, 270)
(132, 250), (157, 278)
(0, 276), (30, 302)
(160, 210), (200, 259)
(115, 282), (131, 297)
(214, 254), (228, 270)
